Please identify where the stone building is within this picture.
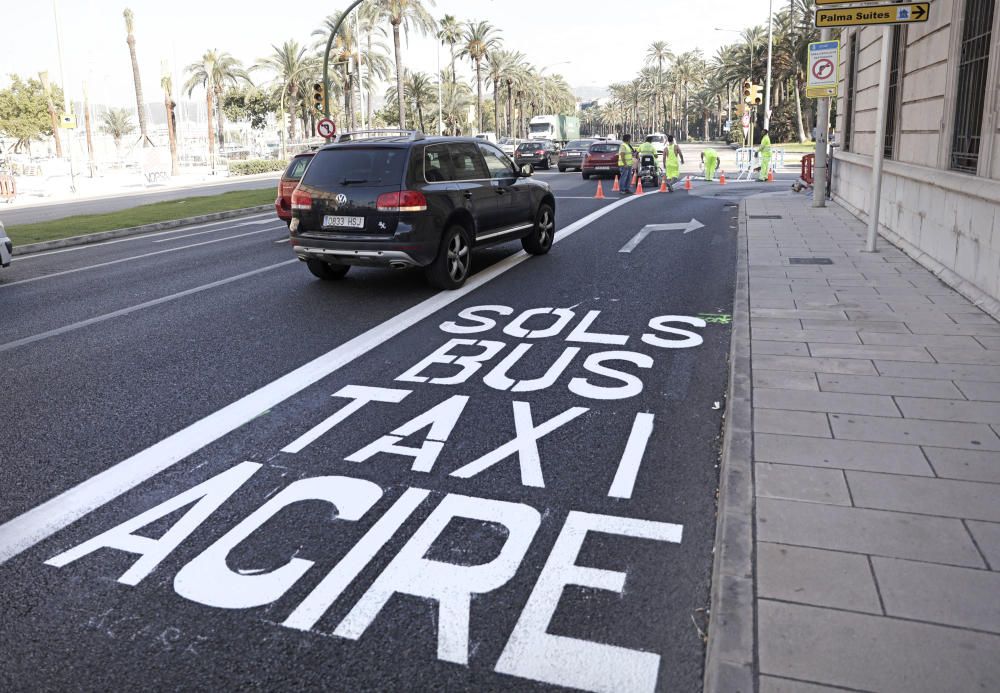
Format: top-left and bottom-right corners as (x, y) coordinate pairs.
(833, 0), (999, 314)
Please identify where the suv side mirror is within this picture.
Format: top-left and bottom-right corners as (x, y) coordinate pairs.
(519, 164), (533, 177)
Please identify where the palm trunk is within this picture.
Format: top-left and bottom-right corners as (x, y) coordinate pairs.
(205, 89), (215, 169)
(475, 59), (483, 132)
(127, 34), (151, 147)
(366, 33), (375, 127)
(83, 86), (95, 176)
(165, 92), (179, 176)
(493, 81), (500, 136)
(215, 85), (225, 148)
(794, 74), (807, 143)
(417, 102), (425, 132)
(450, 48), (457, 85)
(392, 22), (406, 128)
(47, 98), (63, 158)
(288, 84), (298, 140)
(506, 82), (514, 139)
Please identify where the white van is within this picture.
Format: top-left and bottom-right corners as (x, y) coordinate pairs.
(0, 221), (12, 268)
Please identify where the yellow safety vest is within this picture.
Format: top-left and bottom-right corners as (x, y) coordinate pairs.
(618, 143), (634, 166)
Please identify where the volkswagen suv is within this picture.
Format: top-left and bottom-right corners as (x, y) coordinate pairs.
(289, 130), (556, 289)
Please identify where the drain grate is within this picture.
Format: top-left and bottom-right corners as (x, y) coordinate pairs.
(748, 214), (783, 219)
(789, 257), (834, 265)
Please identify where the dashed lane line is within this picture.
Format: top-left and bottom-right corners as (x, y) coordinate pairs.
(0, 193), (644, 565)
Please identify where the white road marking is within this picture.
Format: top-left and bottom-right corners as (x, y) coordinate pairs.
(607, 413), (655, 499)
(0, 260), (298, 353)
(0, 193), (643, 565)
(618, 219), (705, 253)
(153, 218), (275, 242)
(0, 228), (281, 289)
(13, 214), (273, 260)
(274, 238), (290, 244)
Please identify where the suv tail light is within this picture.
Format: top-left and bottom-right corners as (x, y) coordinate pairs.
(377, 190), (427, 212)
(535, 149), (544, 156)
(290, 188), (312, 210)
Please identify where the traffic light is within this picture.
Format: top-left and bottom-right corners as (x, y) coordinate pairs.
(312, 82), (325, 113)
(750, 84), (763, 106)
(742, 80), (753, 104)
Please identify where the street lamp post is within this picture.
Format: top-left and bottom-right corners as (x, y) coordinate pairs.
(764, 0), (774, 130)
(322, 0), (366, 131)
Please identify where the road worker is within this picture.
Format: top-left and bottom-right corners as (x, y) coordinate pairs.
(663, 134), (683, 192)
(758, 129), (772, 181)
(701, 148), (719, 182)
(618, 134), (636, 194)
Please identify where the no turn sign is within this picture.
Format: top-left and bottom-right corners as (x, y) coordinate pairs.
(317, 118), (336, 138)
(807, 40), (840, 98)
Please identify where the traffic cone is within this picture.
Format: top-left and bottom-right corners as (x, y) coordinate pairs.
(594, 180), (605, 199)
(767, 169), (774, 182)
(719, 171), (726, 185)
(658, 178), (667, 193)
(635, 178), (644, 195)
(612, 175), (620, 192)
(684, 176), (692, 190)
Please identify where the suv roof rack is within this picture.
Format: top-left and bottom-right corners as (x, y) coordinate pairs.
(332, 128), (425, 143)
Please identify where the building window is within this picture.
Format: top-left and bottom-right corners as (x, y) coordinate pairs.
(951, 0), (996, 173)
(884, 25), (906, 159)
(844, 32), (859, 152)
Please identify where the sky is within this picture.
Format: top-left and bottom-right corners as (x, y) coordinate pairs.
(3, 0), (775, 108)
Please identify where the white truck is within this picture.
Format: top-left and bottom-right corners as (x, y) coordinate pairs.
(528, 115), (581, 144)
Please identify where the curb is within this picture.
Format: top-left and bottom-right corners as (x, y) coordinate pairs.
(11, 205), (274, 256)
(703, 199), (756, 692)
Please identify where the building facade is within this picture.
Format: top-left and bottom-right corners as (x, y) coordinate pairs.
(833, 0), (1000, 313)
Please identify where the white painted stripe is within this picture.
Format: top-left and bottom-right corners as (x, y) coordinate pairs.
(0, 260), (298, 353)
(607, 413), (655, 499)
(14, 214), (272, 260)
(0, 228), (280, 289)
(153, 218), (275, 242)
(274, 238), (290, 244)
(0, 193), (642, 565)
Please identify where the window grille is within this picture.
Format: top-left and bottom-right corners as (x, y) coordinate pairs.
(844, 33), (859, 152)
(951, 0), (995, 173)
(884, 25), (906, 159)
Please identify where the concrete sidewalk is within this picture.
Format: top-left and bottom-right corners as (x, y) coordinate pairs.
(738, 193), (1000, 691)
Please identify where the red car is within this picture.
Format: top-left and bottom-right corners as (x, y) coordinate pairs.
(581, 141), (622, 179)
(275, 151), (315, 225)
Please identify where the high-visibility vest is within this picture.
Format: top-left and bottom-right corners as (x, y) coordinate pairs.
(665, 143), (679, 166)
(638, 142), (656, 156)
(618, 143), (634, 166)
(759, 134), (771, 154)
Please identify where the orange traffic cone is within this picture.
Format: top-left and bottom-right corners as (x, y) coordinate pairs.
(594, 180), (605, 199)
(719, 171), (726, 185)
(635, 178), (644, 195)
(684, 176), (692, 190)
(658, 178), (667, 193)
(767, 169), (774, 182)
(612, 175), (620, 192)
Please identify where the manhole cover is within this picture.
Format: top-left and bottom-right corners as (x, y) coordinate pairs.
(789, 257), (834, 265)
(748, 214), (783, 219)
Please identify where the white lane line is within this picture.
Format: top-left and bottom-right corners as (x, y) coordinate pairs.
(0, 260), (298, 353)
(274, 238), (290, 244)
(153, 218), (275, 243)
(14, 214), (273, 260)
(0, 228), (282, 289)
(0, 193), (642, 565)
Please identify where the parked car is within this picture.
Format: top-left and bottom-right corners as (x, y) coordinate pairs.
(498, 137), (520, 157)
(582, 140), (623, 179)
(558, 139), (596, 172)
(275, 151), (316, 226)
(289, 130), (556, 289)
(0, 221), (11, 268)
(513, 140), (559, 170)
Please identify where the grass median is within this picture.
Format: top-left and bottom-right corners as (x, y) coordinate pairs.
(5, 188), (276, 246)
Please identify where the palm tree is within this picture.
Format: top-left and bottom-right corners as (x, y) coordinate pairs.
(100, 107), (136, 160)
(123, 9), (152, 147)
(437, 71), (473, 135)
(184, 52), (220, 166)
(161, 75), (179, 176)
(460, 20), (502, 133)
(437, 14), (463, 84)
(253, 41), (314, 142)
(357, 4), (392, 128)
(210, 53), (251, 148)
(644, 41), (673, 130)
(315, 11), (361, 130)
(376, 0), (437, 129)
(387, 71), (435, 131)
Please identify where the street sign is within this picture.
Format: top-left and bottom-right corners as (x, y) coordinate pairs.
(316, 118), (336, 138)
(59, 113), (77, 129)
(815, 3), (929, 28)
(806, 40), (840, 98)
(741, 112), (751, 127)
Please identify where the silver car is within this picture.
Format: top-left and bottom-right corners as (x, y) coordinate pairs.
(0, 221), (11, 267)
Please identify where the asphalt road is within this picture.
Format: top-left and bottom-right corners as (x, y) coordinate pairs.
(1, 174), (280, 226)
(0, 168), (772, 691)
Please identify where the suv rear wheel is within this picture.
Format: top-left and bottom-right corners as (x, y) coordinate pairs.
(307, 259), (350, 280)
(426, 225), (471, 289)
(522, 203), (554, 255)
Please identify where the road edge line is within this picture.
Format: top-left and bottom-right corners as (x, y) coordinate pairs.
(11, 204), (275, 256)
(0, 194), (640, 565)
(703, 198), (756, 691)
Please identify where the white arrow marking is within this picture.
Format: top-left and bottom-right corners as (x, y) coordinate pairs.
(618, 218), (705, 253)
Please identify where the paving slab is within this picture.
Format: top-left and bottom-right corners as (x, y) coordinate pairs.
(753, 354), (876, 375)
(966, 521), (1000, 570)
(954, 380), (1000, 401)
(754, 388), (899, 417)
(753, 433), (934, 475)
(756, 463), (852, 506)
(753, 328), (861, 344)
(896, 396), (1000, 424)
(928, 347), (1000, 365)
(754, 409), (832, 437)
(757, 543), (881, 613)
(829, 412), (1000, 450)
(846, 471), (1000, 522)
(809, 344), (933, 362)
(758, 601), (1000, 693)
(859, 332), (984, 348)
(753, 369), (819, 391)
(752, 340), (810, 356)
(758, 676), (863, 693)
(923, 447), (1000, 483)
(817, 373), (965, 399)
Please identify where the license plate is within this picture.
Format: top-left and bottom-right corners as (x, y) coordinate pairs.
(596, 166), (611, 170)
(323, 215), (365, 229)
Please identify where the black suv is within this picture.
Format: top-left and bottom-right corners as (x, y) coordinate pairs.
(513, 140), (559, 170)
(290, 130), (556, 289)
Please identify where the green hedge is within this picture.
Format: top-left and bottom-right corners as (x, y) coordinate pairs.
(229, 158), (288, 175)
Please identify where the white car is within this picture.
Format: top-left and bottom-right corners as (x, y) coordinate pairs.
(0, 221), (11, 267)
(648, 133), (668, 155)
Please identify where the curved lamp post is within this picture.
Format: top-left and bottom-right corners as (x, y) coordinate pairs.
(322, 0), (366, 139)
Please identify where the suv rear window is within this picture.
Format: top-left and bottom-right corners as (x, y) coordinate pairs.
(566, 140), (592, 149)
(301, 147), (406, 188)
(590, 143), (620, 153)
(517, 142), (541, 151)
(283, 155), (312, 180)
